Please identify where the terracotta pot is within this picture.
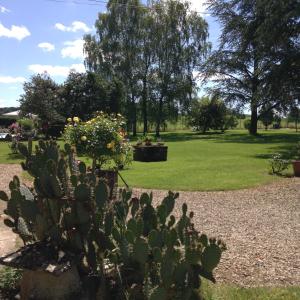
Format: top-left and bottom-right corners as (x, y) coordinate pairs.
(292, 160), (300, 177)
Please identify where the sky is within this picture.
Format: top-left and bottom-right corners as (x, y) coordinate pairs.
(0, 0), (221, 108)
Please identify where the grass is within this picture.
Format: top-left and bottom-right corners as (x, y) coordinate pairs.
(201, 280), (300, 300)
(1, 129), (300, 191)
(118, 129), (300, 191)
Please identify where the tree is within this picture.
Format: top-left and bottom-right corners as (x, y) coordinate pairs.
(84, 0), (143, 135)
(259, 107), (274, 130)
(149, 0), (210, 136)
(19, 73), (63, 124)
(84, 0), (210, 136)
(60, 72), (124, 120)
(188, 96), (237, 133)
(288, 105), (300, 132)
(205, 0), (299, 135)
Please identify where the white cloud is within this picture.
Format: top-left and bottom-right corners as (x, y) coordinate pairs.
(0, 6), (10, 13)
(38, 42), (55, 52)
(28, 64), (86, 77)
(55, 21), (91, 33)
(0, 76), (26, 84)
(0, 22), (30, 40)
(61, 39), (84, 59)
(187, 0), (209, 16)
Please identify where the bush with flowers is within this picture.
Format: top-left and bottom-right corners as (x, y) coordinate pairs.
(63, 112), (132, 169)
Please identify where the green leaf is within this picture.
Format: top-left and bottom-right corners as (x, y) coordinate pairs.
(3, 218), (14, 228)
(95, 181), (108, 208)
(0, 191), (8, 202)
(125, 229), (135, 244)
(149, 286), (167, 300)
(18, 143), (28, 157)
(74, 184), (90, 202)
(78, 161), (86, 174)
(201, 244), (222, 272)
(133, 238), (149, 264)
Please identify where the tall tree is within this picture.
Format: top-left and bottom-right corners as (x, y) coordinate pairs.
(149, 0), (210, 136)
(60, 72), (124, 120)
(84, 0), (143, 135)
(84, 0), (209, 136)
(205, 0), (299, 135)
(19, 73), (63, 123)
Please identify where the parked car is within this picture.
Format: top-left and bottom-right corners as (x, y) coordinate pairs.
(0, 132), (12, 141)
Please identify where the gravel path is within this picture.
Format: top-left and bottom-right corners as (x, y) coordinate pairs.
(0, 164), (299, 287)
(134, 180), (300, 287)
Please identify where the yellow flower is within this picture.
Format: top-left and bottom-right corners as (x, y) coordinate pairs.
(107, 141), (115, 149)
(81, 136), (87, 142)
(67, 117), (72, 122)
(73, 117), (80, 123)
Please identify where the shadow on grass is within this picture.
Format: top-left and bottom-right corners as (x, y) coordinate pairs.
(153, 130), (300, 145)
(6, 153), (23, 161)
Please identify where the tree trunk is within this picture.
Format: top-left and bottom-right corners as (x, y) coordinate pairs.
(250, 104), (258, 135)
(142, 78), (148, 135)
(132, 101), (137, 137)
(155, 97), (164, 137)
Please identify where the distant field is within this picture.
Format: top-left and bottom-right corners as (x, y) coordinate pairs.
(1, 129), (299, 191)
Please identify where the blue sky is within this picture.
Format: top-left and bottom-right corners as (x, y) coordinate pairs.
(0, 0), (220, 108)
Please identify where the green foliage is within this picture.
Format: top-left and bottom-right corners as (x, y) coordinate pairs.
(0, 267), (22, 292)
(63, 112), (132, 168)
(108, 191), (226, 299)
(188, 97), (237, 133)
(205, 0), (299, 135)
(269, 154), (290, 175)
(84, 0), (210, 136)
(18, 118), (34, 131)
(259, 108), (274, 130)
(244, 119), (251, 131)
(60, 72), (124, 120)
(19, 73), (63, 124)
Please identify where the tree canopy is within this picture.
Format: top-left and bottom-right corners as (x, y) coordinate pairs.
(84, 0), (210, 136)
(204, 0), (300, 135)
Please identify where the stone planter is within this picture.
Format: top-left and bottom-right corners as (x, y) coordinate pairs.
(133, 145), (168, 162)
(0, 242), (81, 300)
(292, 160), (300, 177)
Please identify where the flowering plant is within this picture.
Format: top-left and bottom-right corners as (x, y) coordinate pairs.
(63, 112), (132, 169)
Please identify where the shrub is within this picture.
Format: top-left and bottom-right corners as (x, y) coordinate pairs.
(0, 267), (22, 292)
(244, 119), (251, 131)
(269, 153), (290, 175)
(0, 140), (225, 299)
(188, 97), (237, 133)
(18, 118), (34, 131)
(63, 112), (132, 169)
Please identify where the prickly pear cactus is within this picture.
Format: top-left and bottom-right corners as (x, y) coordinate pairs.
(110, 190), (226, 300)
(0, 140), (114, 272)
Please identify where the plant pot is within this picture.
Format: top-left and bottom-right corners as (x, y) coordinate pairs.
(133, 145), (168, 162)
(292, 160), (300, 177)
(95, 168), (118, 200)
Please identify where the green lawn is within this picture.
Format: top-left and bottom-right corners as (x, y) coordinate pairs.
(202, 280), (300, 300)
(119, 129), (299, 191)
(1, 129), (299, 191)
